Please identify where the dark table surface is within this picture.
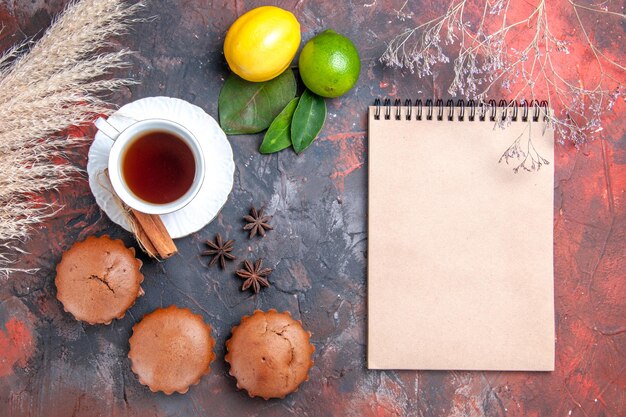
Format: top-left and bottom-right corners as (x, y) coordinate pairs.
(1, 1), (625, 416)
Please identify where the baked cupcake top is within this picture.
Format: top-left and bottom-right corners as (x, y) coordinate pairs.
(55, 235), (144, 325)
(128, 306), (216, 395)
(225, 309), (315, 400)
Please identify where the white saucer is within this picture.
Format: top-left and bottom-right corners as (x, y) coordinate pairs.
(87, 97), (234, 239)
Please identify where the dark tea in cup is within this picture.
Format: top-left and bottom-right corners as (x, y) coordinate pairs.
(122, 130), (196, 204)
(96, 116), (205, 215)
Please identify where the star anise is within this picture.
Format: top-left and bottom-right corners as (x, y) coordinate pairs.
(202, 234), (236, 269)
(235, 259), (272, 294)
(243, 207), (273, 238)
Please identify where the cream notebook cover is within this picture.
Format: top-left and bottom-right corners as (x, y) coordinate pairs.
(367, 103), (555, 370)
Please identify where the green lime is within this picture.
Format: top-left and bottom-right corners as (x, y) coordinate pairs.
(298, 29), (360, 98)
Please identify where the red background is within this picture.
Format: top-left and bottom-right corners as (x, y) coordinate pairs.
(0, 1), (624, 416)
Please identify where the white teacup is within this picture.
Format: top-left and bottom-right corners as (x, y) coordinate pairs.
(94, 117), (205, 215)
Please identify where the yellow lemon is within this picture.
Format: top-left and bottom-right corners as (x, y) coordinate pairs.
(224, 6), (301, 82)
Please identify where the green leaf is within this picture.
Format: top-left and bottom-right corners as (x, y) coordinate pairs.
(291, 89), (326, 154)
(260, 97), (300, 154)
(218, 70), (297, 135)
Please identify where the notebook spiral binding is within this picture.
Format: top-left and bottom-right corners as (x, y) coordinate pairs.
(373, 98), (549, 123)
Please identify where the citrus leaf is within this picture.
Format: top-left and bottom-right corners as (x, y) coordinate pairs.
(218, 70), (297, 135)
(260, 97), (299, 154)
(291, 89), (326, 154)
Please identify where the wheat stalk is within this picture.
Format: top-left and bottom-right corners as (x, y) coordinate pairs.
(0, 0), (144, 276)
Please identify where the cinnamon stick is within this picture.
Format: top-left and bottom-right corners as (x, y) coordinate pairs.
(132, 217), (159, 257)
(102, 169), (177, 259)
(130, 209), (178, 259)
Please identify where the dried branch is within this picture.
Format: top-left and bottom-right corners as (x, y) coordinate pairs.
(381, 0), (625, 169)
(499, 124), (550, 173)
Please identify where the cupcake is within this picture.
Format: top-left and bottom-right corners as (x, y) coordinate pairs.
(55, 235), (144, 325)
(225, 309), (315, 400)
(128, 306), (216, 395)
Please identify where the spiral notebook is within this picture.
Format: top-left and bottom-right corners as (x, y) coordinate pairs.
(367, 99), (555, 371)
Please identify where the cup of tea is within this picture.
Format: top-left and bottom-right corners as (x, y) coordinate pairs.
(95, 117), (205, 215)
